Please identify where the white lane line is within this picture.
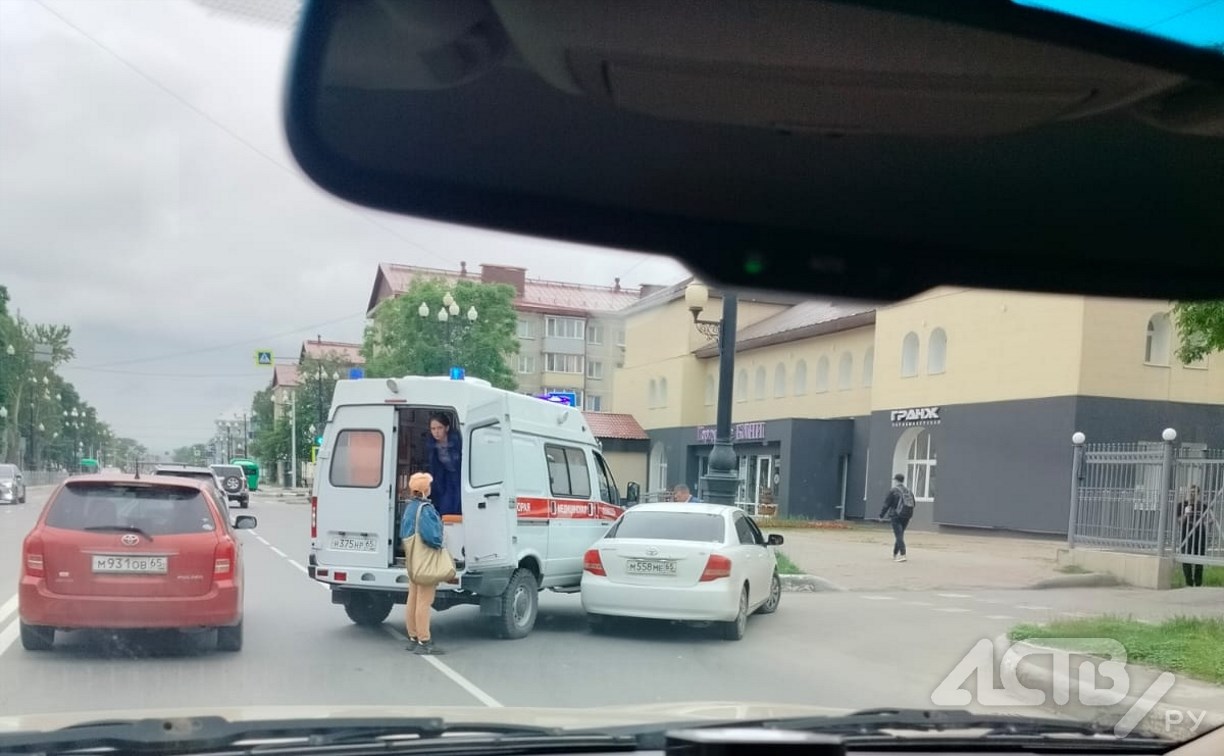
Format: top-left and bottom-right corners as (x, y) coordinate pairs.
(0, 594), (18, 625)
(933, 607), (972, 613)
(937, 593), (971, 599)
(287, 559), (307, 573)
(256, 536), (271, 546)
(1016, 604), (1051, 611)
(381, 626), (502, 708)
(0, 615), (20, 656)
(860, 595), (896, 601)
(986, 615), (1016, 620)
(902, 601), (933, 607)
(269, 546), (287, 558)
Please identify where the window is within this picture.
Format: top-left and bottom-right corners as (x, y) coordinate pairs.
(329, 430), (384, 488)
(863, 347), (874, 387)
(704, 375), (715, 406)
(734, 514), (756, 545)
(546, 316), (585, 339)
(754, 366), (766, 400)
(901, 332), (920, 377)
(906, 430), (937, 501)
(517, 355), (536, 374)
(512, 437), (549, 494)
(586, 361), (604, 379)
(649, 442), (668, 491)
(47, 483), (217, 535)
(617, 329), (626, 346)
(649, 379), (658, 408)
(837, 352), (853, 390)
(928, 328), (947, 374)
(546, 444), (591, 498)
(594, 453), (619, 505)
(794, 359), (808, 395)
(659, 377), (669, 407)
(736, 368), (748, 402)
(607, 511), (725, 542)
(587, 324), (604, 345)
(516, 319), (535, 339)
(773, 363), (786, 397)
(544, 353), (584, 373)
(1145, 314), (1172, 366)
(584, 394), (603, 411)
(815, 356), (830, 392)
(469, 425), (504, 487)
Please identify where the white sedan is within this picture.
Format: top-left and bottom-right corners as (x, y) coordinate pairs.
(580, 503), (784, 640)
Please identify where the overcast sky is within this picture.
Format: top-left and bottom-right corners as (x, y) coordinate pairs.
(0, 0), (689, 451)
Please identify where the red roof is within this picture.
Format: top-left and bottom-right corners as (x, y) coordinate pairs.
(369, 262), (645, 316)
(272, 364), (299, 388)
(583, 412), (649, 441)
(301, 339), (364, 365)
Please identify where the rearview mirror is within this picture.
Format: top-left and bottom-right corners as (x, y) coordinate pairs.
(767, 534), (784, 546)
(625, 482), (640, 504)
(234, 515), (258, 530)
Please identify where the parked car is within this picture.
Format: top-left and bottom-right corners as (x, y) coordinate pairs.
(153, 465), (229, 509)
(0, 463), (26, 504)
(210, 464), (250, 509)
(18, 474), (256, 651)
(581, 503), (783, 640)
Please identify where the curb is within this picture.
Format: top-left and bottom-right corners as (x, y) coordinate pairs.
(781, 574), (845, 592)
(1027, 573), (1121, 590)
(999, 633), (1224, 740)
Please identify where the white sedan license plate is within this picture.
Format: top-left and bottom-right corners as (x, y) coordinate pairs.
(92, 555), (168, 574)
(626, 559), (676, 575)
(330, 536), (378, 552)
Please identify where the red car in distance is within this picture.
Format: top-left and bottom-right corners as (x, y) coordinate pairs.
(18, 474), (255, 652)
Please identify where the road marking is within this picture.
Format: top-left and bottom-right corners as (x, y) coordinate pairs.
(287, 559), (307, 573)
(381, 626), (502, 707)
(1016, 604), (1050, 611)
(937, 593), (971, 599)
(270, 546), (287, 558)
(860, 595), (895, 601)
(902, 601), (933, 607)
(0, 594), (17, 624)
(933, 607), (972, 613)
(986, 615), (1016, 620)
(0, 615), (20, 656)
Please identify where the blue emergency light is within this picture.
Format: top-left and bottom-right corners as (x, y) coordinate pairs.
(450, 366), (465, 380)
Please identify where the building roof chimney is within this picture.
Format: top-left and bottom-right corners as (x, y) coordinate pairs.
(460, 261), (468, 277)
(614, 277), (621, 292)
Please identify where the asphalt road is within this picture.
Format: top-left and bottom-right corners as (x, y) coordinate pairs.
(2, 488), (1222, 722)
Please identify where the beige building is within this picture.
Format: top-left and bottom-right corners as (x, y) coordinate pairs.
(616, 283), (1224, 533)
(367, 261), (664, 411)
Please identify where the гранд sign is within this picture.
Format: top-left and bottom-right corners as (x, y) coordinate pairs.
(891, 407), (940, 427)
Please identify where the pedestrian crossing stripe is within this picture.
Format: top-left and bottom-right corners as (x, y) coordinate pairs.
(255, 350), (274, 367)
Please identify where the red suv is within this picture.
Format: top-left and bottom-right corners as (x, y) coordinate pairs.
(18, 474), (255, 652)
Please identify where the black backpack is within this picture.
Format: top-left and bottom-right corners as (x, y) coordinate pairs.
(896, 485), (916, 515)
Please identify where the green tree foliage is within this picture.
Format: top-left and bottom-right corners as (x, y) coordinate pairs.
(362, 278), (519, 390)
(1173, 301), (1224, 364)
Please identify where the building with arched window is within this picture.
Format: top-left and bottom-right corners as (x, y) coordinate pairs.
(613, 282), (1224, 534)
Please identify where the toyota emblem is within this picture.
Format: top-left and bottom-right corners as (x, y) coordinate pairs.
(645, 547), (658, 556)
(120, 533), (139, 546)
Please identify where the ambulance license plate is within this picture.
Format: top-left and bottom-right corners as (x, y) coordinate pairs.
(330, 537), (378, 552)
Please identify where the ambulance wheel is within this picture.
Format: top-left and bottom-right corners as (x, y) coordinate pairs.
(490, 568), (538, 640)
(344, 592), (394, 627)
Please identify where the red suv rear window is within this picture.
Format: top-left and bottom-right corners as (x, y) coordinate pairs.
(46, 483), (218, 535)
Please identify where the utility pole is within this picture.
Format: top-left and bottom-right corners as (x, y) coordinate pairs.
(289, 390), (298, 489)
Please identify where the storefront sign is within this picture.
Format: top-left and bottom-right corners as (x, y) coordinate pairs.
(696, 422), (767, 443)
(891, 406), (941, 426)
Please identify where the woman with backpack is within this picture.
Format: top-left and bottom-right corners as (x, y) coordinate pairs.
(879, 473), (917, 562)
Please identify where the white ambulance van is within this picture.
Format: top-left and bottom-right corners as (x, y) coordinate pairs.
(308, 374), (631, 639)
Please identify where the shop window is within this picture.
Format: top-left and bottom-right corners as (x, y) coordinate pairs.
(704, 375), (715, 406)
(863, 347), (874, 387)
(754, 366), (766, 400)
(648, 379), (658, 408)
(649, 442), (668, 491)
(794, 359), (808, 395)
(773, 363), (786, 397)
(815, 356), (830, 392)
(837, 352), (853, 390)
(906, 430), (937, 501)
(901, 332), (920, 377)
(1145, 314), (1172, 366)
(928, 328), (947, 374)
(736, 368), (748, 402)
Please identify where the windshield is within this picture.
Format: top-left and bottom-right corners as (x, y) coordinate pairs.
(1015, 1), (1224, 52)
(0, 0), (1221, 747)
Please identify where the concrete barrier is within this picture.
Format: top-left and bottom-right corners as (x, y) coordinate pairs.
(1057, 548), (1174, 590)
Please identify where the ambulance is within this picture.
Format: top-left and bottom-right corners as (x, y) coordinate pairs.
(308, 374), (630, 639)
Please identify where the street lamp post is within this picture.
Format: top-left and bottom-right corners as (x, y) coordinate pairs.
(419, 293), (478, 371)
(684, 283), (740, 506)
(281, 389), (297, 488)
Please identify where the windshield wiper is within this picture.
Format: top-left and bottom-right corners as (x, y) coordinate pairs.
(84, 525), (154, 542)
(0, 715), (637, 755)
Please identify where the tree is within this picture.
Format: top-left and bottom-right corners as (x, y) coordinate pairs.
(1173, 301), (1224, 364)
(362, 278), (519, 390)
(172, 443), (210, 464)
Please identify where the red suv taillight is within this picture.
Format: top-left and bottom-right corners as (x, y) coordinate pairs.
(699, 554), (732, 582)
(23, 534), (44, 578)
(214, 538), (236, 577)
(310, 496), (318, 539)
(583, 549), (605, 576)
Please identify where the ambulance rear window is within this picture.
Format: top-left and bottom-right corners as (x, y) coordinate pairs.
(330, 430), (384, 488)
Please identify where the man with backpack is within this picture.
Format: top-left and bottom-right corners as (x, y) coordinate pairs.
(879, 473), (917, 562)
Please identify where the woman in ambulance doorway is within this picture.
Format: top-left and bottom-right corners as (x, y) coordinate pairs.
(427, 412), (463, 517)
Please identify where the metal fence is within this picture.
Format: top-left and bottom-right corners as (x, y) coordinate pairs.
(23, 470), (69, 487)
(1069, 437), (1224, 566)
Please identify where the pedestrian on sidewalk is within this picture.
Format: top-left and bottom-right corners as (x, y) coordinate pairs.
(1178, 485), (1212, 587)
(879, 473), (917, 562)
(399, 472), (450, 655)
(672, 484), (698, 503)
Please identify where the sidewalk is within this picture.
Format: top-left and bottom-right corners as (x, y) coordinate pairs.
(775, 523), (1075, 591)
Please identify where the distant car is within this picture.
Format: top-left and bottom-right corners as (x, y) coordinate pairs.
(0, 463), (26, 504)
(154, 465), (230, 508)
(581, 503), (784, 640)
(210, 464), (250, 509)
(18, 474), (256, 652)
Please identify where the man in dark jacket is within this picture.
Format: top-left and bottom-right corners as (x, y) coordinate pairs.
(879, 473), (916, 562)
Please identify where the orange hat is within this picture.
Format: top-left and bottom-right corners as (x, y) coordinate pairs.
(409, 472), (433, 497)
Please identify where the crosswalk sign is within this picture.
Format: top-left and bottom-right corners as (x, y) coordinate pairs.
(255, 350), (274, 367)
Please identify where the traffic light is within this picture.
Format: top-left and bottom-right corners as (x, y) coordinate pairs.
(315, 435), (324, 445)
